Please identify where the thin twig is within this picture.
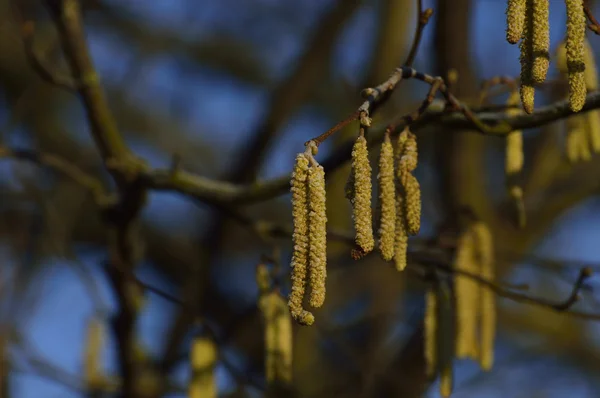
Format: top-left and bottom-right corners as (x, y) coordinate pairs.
(584, 0), (600, 34)
(404, 3), (434, 67)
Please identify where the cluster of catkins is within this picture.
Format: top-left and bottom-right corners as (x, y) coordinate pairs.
(506, 0), (588, 113)
(288, 128), (421, 325)
(425, 220), (496, 398)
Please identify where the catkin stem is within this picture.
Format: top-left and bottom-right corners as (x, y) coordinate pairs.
(378, 133), (396, 261)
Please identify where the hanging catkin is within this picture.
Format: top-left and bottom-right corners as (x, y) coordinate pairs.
(260, 291), (293, 386)
(472, 222), (495, 371)
(424, 284), (437, 378)
(436, 277), (455, 398)
(566, 116), (592, 162)
(378, 132), (396, 261)
(288, 153), (314, 325)
(505, 90), (526, 228)
(519, 0), (536, 113)
(350, 135), (374, 255)
(506, 0), (526, 44)
(397, 129), (421, 236)
(189, 337), (217, 398)
(84, 316), (105, 389)
(531, 0), (550, 84)
(393, 130), (409, 271)
(454, 229), (479, 360)
(308, 161), (327, 308)
(583, 39), (600, 152)
(565, 0), (587, 112)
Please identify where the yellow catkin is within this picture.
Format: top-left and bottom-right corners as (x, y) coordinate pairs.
(260, 291), (293, 385)
(424, 286), (437, 378)
(472, 222), (495, 371)
(506, 0), (526, 44)
(436, 279), (454, 398)
(351, 135), (374, 254)
(288, 154), (314, 326)
(505, 91), (524, 176)
(565, 0), (587, 112)
(398, 130), (421, 236)
(378, 133), (396, 261)
(583, 39), (598, 90)
(566, 116), (592, 162)
(189, 337), (217, 398)
(585, 110), (600, 153)
(84, 316), (104, 389)
(519, 0), (535, 113)
(308, 163), (327, 308)
(454, 230), (479, 360)
(531, 0), (550, 83)
(583, 39), (600, 152)
(505, 90), (526, 228)
(394, 197), (409, 271)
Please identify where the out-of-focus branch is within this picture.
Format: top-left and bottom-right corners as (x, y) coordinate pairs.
(43, 1), (148, 397)
(0, 145), (108, 204)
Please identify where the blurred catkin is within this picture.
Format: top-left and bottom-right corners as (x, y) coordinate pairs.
(378, 133), (396, 261)
(424, 286), (437, 377)
(84, 316), (105, 389)
(350, 135), (374, 254)
(454, 230), (479, 360)
(583, 39), (600, 152)
(505, 90), (526, 228)
(189, 337), (217, 398)
(288, 154), (314, 325)
(565, 0), (587, 112)
(308, 163), (327, 308)
(473, 222), (495, 371)
(260, 291), (293, 385)
(506, 0), (526, 44)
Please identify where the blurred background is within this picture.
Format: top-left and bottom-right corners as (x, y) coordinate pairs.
(2, 0), (600, 397)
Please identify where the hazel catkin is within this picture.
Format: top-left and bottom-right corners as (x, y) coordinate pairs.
(378, 133), (396, 261)
(288, 153), (314, 326)
(565, 0), (587, 112)
(398, 129), (421, 236)
(519, 0), (535, 113)
(350, 135), (374, 255)
(506, 0), (526, 44)
(530, 0), (550, 84)
(307, 162), (327, 308)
